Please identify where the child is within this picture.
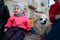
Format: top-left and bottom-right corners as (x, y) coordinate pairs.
(3, 3), (31, 40)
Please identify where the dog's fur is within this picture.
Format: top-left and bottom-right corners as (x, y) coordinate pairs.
(33, 12), (51, 40)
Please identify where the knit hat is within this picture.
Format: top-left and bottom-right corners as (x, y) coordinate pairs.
(15, 3), (24, 11)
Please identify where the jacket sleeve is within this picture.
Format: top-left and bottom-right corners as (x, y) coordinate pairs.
(25, 17), (31, 31)
(49, 5), (56, 24)
(5, 17), (13, 28)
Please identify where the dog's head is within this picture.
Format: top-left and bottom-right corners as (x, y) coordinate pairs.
(38, 14), (48, 25)
(34, 12), (51, 35)
(34, 12), (50, 26)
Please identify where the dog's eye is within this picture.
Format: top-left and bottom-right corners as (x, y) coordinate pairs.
(39, 18), (43, 20)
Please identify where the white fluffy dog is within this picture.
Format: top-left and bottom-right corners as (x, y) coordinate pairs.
(33, 12), (51, 39)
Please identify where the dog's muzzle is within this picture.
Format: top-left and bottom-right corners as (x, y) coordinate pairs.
(41, 20), (47, 25)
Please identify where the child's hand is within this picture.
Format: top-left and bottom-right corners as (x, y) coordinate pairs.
(4, 28), (8, 32)
(55, 15), (60, 20)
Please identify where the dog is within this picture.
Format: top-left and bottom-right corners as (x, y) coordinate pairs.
(24, 11), (51, 40)
(33, 12), (51, 40)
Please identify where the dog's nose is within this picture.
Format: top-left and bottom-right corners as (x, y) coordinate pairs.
(44, 20), (46, 24)
(41, 20), (47, 25)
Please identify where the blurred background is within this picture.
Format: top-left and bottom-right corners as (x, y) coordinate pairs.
(4, 0), (55, 18)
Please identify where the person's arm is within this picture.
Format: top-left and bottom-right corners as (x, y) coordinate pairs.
(4, 17), (13, 32)
(4, 5), (10, 19)
(25, 17), (31, 31)
(49, 5), (56, 24)
(5, 18), (13, 28)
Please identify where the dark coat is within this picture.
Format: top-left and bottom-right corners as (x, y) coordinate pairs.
(0, 5), (10, 40)
(46, 18), (60, 40)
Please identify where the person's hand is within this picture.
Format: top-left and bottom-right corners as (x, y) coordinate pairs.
(59, 0), (60, 4)
(55, 15), (60, 20)
(4, 28), (8, 32)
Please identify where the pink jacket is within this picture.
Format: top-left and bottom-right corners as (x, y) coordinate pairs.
(5, 15), (31, 31)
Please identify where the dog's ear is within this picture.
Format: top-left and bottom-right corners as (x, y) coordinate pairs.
(34, 12), (40, 17)
(34, 12), (39, 21)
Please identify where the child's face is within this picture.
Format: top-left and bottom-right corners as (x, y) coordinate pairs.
(14, 6), (22, 14)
